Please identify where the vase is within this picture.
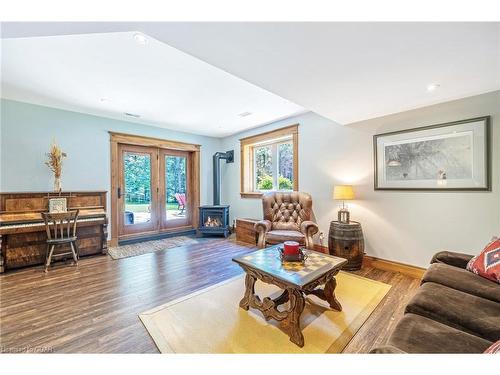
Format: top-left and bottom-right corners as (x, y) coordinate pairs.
(54, 176), (62, 192)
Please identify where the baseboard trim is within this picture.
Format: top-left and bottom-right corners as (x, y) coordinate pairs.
(313, 244), (425, 279)
(362, 256), (426, 279)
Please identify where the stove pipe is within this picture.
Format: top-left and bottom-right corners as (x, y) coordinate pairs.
(213, 150), (234, 205)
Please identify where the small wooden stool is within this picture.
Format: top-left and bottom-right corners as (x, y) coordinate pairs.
(41, 210), (80, 272)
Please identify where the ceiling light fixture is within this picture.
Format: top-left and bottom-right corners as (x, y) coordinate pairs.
(238, 111), (252, 117)
(124, 112), (141, 118)
(427, 83), (440, 92)
(133, 33), (147, 45)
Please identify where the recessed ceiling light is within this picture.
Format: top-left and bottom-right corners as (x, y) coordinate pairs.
(427, 83), (440, 92)
(124, 112), (141, 118)
(238, 111), (252, 117)
(133, 33), (147, 45)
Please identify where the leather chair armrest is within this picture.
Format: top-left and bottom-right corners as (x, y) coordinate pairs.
(430, 251), (475, 269)
(254, 220), (272, 233)
(370, 345), (407, 354)
(300, 221), (319, 236)
(300, 221), (318, 250)
(254, 220), (271, 248)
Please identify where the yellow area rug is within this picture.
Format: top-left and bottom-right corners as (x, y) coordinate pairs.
(139, 272), (391, 353)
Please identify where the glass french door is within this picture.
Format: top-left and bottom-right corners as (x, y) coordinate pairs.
(118, 144), (192, 237)
(159, 149), (191, 229)
(118, 144), (159, 236)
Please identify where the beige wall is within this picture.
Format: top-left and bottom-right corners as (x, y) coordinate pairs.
(221, 91), (500, 267)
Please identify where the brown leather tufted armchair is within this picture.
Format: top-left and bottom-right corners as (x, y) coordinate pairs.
(254, 191), (319, 249)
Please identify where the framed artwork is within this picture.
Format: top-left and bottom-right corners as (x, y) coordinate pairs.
(374, 116), (491, 191)
(49, 197), (67, 213)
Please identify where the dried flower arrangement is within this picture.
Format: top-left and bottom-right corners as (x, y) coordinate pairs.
(45, 139), (67, 192)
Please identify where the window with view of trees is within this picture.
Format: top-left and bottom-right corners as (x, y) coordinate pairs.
(254, 140), (294, 191)
(240, 124), (298, 197)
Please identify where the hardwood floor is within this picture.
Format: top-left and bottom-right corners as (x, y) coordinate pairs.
(0, 238), (420, 353)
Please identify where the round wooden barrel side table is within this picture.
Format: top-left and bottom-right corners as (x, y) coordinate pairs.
(328, 221), (365, 271)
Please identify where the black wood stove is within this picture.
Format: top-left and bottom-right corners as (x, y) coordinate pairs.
(198, 205), (230, 237)
(197, 150), (234, 237)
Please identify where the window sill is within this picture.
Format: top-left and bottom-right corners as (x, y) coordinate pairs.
(240, 190), (296, 199)
(240, 192), (263, 199)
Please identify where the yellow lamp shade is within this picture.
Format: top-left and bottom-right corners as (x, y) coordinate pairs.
(333, 185), (355, 200)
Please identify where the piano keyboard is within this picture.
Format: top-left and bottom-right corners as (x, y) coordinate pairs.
(0, 217), (104, 230)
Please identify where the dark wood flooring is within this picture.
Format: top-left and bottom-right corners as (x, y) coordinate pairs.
(0, 239), (420, 353)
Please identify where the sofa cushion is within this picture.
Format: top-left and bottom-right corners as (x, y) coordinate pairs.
(431, 250), (474, 269)
(385, 313), (492, 353)
(405, 282), (500, 341)
(266, 230), (305, 245)
(422, 263), (500, 303)
(466, 238), (500, 284)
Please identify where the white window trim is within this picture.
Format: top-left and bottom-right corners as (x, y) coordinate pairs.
(253, 139), (294, 192)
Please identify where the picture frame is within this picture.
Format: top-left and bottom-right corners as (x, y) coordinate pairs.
(48, 197), (67, 213)
(373, 116), (491, 191)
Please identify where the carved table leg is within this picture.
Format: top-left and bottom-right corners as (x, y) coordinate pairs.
(286, 288), (305, 347)
(239, 273), (256, 310)
(272, 290), (290, 306)
(324, 277), (342, 311)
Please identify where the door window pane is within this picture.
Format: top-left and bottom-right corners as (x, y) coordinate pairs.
(123, 152), (152, 225)
(278, 142), (294, 190)
(165, 155), (187, 220)
(254, 145), (273, 191)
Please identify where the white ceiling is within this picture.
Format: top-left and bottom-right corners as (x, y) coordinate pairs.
(0, 31), (306, 137)
(152, 22), (500, 124)
(2, 22), (499, 134)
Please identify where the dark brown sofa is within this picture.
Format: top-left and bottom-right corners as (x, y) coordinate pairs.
(371, 251), (500, 353)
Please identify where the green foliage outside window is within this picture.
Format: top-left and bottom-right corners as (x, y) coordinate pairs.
(278, 175), (293, 190)
(257, 175), (274, 190)
(124, 153), (151, 204)
(257, 174), (293, 191)
(165, 156), (186, 203)
(254, 141), (294, 191)
(124, 153), (186, 205)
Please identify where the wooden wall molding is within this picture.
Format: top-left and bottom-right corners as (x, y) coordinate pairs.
(109, 132), (200, 245)
(313, 244), (426, 279)
(362, 255), (426, 279)
(109, 132), (201, 152)
(239, 124), (299, 146)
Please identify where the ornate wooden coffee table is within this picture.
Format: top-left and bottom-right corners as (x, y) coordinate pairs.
(232, 245), (347, 347)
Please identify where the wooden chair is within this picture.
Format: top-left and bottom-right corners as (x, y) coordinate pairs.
(41, 210), (80, 272)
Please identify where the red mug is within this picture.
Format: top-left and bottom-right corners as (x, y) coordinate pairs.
(283, 241), (300, 255)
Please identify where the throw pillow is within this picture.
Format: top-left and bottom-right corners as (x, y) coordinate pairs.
(466, 238), (500, 283)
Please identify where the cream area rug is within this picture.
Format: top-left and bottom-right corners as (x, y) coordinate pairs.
(108, 236), (217, 260)
(139, 272), (391, 353)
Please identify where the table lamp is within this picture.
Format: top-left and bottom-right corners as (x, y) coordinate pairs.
(333, 185), (355, 223)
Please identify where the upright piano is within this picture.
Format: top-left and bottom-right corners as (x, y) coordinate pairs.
(0, 191), (108, 273)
